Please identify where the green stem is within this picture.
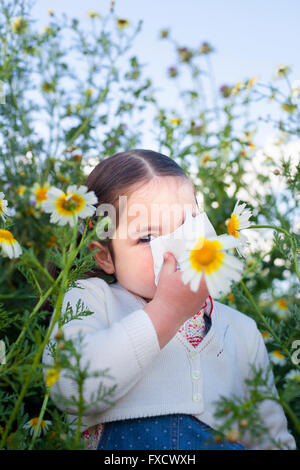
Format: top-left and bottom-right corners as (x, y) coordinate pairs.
(3, 273), (61, 364)
(240, 280), (300, 372)
(248, 224), (300, 281)
(0, 261), (68, 449)
(29, 268), (42, 297)
(28, 390), (50, 450)
(241, 394), (300, 435)
(279, 396), (300, 433)
(8, 79), (38, 179)
(62, 85), (109, 152)
(0, 219), (89, 449)
(8, 78), (30, 135)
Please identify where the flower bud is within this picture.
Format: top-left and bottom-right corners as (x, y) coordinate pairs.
(239, 419), (249, 428)
(54, 329), (64, 340)
(160, 29), (169, 39)
(225, 430), (241, 442)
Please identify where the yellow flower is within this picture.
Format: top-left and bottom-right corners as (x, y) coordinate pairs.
(168, 118), (181, 126)
(274, 64), (291, 79)
(24, 417), (51, 436)
(117, 18), (130, 29)
(276, 299), (288, 310)
(246, 76), (258, 90)
(179, 232), (244, 298)
(227, 293), (235, 302)
(11, 16), (28, 34)
(281, 103), (297, 114)
(231, 81), (243, 95)
(42, 185), (98, 227)
(45, 367), (61, 388)
(291, 80), (300, 101)
(260, 330), (272, 343)
(16, 185), (26, 195)
(84, 88), (94, 97)
(0, 230), (22, 259)
(269, 350), (286, 366)
(227, 200), (252, 257)
(85, 10), (102, 19)
(31, 182), (51, 206)
(285, 370), (300, 382)
(201, 153), (211, 165)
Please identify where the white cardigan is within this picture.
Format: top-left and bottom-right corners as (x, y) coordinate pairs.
(42, 277), (296, 450)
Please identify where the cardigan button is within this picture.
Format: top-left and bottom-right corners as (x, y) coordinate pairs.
(191, 370), (201, 380)
(189, 351), (198, 360)
(192, 393), (202, 403)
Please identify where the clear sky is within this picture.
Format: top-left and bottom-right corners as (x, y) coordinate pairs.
(30, 0), (300, 147)
(31, 0), (300, 85)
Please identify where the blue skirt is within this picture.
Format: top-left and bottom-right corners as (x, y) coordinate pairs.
(97, 414), (246, 450)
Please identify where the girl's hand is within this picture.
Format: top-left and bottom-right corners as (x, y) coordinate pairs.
(152, 251), (209, 323)
(144, 252), (210, 349)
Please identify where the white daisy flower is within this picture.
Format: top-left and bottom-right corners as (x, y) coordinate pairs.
(291, 79), (300, 102)
(0, 229), (22, 259)
(31, 182), (51, 206)
(269, 350), (287, 366)
(227, 200), (252, 257)
(284, 369), (300, 382)
(260, 330), (273, 344)
(275, 298), (290, 321)
(179, 232), (244, 299)
(42, 185), (98, 227)
(0, 192), (9, 222)
(274, 64), (291, 80)
(23, 417), (52, 437)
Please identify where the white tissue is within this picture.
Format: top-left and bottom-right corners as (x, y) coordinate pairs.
(150, 209), (217, 286)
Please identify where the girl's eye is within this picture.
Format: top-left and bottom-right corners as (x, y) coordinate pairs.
(139, 234), (154, 244)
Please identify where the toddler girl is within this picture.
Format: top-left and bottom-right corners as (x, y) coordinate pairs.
(42, 149), (296, 450)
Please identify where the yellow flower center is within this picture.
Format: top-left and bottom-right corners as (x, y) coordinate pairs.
(0, 230), (16, 245)
(30, 417), (47, 429)
(55, 193), (85, 216)
(276, 299), (288, 310)
(35, 187), (49, 203)
(16, 186), (26, 195)
(0, 200), (3, 213)
(190, 237), (224, 275)
(46, 235), (58, 247)
(273, 350), (284, 359)
(46, 367), (61, 388)
(227, 214), (240, 238)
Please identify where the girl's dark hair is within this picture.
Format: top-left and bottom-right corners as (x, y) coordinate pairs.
(49, 149), (198, 283)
